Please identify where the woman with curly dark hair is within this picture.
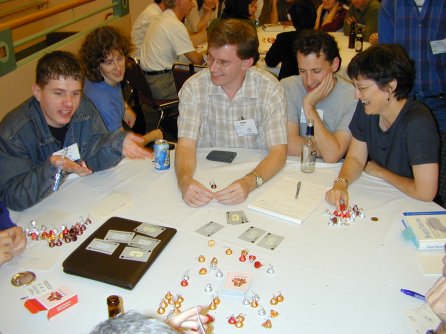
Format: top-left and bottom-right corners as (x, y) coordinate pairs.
(79, 26), (162, 144)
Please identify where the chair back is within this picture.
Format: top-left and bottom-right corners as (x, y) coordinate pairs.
(124, 56), (157, 104)
(171, 62), (207, 94)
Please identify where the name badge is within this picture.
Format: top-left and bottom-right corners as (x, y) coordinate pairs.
(300, 107), (324, 124)
(430, 38), (446, 55)
(53, 143), (81, 161)
(234, 119), (259, 136)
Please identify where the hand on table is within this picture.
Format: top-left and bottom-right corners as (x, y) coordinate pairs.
(167, 306), (212, 334)
(180, 176), (214, 207)
(50, 155), (92, 177)
(325, 183), (349, 210)
(122, 133), (153, 159)
(0, 226), (27, 266)
(214, 177), (251, 205)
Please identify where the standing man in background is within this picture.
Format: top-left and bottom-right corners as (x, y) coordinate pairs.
(379, 0), (446, 208)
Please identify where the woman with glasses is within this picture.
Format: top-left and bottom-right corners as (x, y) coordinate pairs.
(79, 26), (162, 145)
(326, 44), (440, 208)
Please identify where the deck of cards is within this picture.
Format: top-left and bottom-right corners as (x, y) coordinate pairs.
(221, 272), (253, 297)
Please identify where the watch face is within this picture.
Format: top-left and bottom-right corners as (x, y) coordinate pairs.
(256, 176), (263, 187)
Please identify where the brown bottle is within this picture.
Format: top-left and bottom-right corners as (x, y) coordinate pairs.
(107, 295), (123, 319)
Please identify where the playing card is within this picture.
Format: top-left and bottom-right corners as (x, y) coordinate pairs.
(86, 238), (119, 255)
(104, 230), (135, 243)
(129, 235), (160, 252)
(226, 211), (249, 225)
(119, 246), (150, 262)
(238, 226), (266, 243)
(196, 221), (224, 237)
(134, 223), (165, 238)
(257, 233), (285, 250)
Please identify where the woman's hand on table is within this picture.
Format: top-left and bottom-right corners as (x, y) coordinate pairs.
(325, 183), (349, 210)
(179, 176), (214, 207)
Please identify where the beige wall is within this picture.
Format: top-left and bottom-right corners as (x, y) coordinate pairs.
(0, 0), (151, 120)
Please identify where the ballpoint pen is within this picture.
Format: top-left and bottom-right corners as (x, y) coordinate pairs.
(295, 181), (301, 199)
(400, 288), (426, 301)
(53, 147), (67, 192)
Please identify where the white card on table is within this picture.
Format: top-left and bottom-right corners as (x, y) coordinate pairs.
(238, 226), (266, 244)
(129, 235), (160, 252)
(134, 223), (165, 238)
(119, 246), (150, 262)
(86, 238), (119, 255)
(104, 230), (135, 243)
(196, 221), (224, 237)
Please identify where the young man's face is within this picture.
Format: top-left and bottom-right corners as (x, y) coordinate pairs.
(297, 51), (339, 92)
(32, 77), (82, 128)
(207, 44), (253, 90)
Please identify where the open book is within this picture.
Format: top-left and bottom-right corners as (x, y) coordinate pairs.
(248, 174), (326, 224)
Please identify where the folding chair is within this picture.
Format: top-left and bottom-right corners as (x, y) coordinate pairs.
(171, 62), (208, 95)
(124, 57), (179, 133)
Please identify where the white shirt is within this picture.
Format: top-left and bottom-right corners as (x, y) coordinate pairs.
(140, 9), (196, 71)
(131, 3), (163, 59)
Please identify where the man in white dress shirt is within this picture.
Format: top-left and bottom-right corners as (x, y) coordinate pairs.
(131, 0), (166, 60)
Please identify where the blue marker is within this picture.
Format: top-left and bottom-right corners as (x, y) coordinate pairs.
(400, 288), (426, 301)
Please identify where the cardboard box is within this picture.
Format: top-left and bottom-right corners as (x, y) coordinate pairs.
(24, 286), (78, 319)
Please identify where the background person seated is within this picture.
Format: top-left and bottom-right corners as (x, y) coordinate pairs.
(80, 26), (163, 145)
(265, 0), (316, 80)
(314, 0), (347, 32)
(343, 0), (380, 43)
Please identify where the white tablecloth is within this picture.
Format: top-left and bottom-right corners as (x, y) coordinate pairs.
(0, 149), (441, 334)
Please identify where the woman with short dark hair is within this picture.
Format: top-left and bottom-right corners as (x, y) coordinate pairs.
(326, 44), (440, 208)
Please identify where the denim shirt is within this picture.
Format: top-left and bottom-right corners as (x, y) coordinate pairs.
(0, 96), (127, 211)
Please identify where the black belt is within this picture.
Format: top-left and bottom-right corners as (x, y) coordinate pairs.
(143, 69), (171, 75)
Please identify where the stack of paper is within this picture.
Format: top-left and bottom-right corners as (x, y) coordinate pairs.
(402, 211), (446, 250)
(248, 174), (326, 224)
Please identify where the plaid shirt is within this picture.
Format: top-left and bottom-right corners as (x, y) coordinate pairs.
(379, 0), (446, 97)
(178, 67), (287, 149)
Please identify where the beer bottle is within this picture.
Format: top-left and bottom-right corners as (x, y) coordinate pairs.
(107, 295), (123, 319)
(348, 22), (356, 49)
(355, 27), (363, 52)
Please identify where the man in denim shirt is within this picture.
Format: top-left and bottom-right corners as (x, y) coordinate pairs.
(0, 51), (151, 211)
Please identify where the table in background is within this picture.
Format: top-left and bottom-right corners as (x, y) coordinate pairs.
(0, 149), (441, 334)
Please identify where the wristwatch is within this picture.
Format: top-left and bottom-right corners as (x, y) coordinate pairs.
(247, 172), (263, 188)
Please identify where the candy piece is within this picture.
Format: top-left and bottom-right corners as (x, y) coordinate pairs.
(262, 319), (272, 328)
(270, 309), (279, 318)
(208, 240), (215, 247)
(199, 268), (207, 275)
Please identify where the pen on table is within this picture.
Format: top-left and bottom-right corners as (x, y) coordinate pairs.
(400, 288), (426, 301)
(295, 181), (301, 200)
(53, 147), (67, 192)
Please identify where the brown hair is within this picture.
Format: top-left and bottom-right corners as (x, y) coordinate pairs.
(36, 51), (83, 87)
(208, 19), (260, 65)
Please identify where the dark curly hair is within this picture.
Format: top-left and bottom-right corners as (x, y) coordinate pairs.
(79, 26), (134, 82)
(347, 44), (415, 101)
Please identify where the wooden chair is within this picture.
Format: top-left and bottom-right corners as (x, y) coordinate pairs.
(124, 57), (179, 132)
(171, 62), (208, 95)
